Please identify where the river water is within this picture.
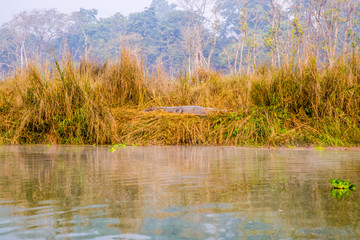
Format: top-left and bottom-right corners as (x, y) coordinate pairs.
(0, 145), (359, 239)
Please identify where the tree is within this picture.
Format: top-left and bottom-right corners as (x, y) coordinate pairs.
(217, 0), (271, 73)
(1, 9), (68, 70)
(0, 28), (18, 72)
(61, 9), (98, 60)
(177, 0), (219, 76)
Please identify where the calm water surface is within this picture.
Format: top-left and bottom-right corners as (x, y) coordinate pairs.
(0, 145), (359, 239)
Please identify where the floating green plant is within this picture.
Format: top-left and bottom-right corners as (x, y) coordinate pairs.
(330, 188), (352, 200)
(314, 146), (325, 151)
(329, 179), (356, 190)
(113, 143), (127, 148)
(109, 143), (127, 152)
(329, 179), (356, 200)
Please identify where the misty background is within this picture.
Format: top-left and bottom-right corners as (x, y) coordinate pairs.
(1, 0), (359, 76)
(0, 0), (155, 24)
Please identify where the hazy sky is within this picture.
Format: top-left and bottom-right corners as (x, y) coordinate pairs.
(1, 0), (156, 24)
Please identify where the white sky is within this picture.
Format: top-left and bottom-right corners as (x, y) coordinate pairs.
(0, 0), (158, 24)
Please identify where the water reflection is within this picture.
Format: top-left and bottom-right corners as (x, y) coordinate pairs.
(0, 146), (359, 239)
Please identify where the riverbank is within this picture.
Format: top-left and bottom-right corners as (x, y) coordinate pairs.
(111, 108), (360, 147)
(0, 51), (359, 146)
(1, 106), (358, 147)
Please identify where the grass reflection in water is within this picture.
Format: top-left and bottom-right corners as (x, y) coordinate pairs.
(0, 146), (359, 239)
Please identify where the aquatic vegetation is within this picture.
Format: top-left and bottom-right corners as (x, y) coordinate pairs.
(112, 143), (127, 147)
(329, 179), (356, 199)
(109, 143), (127, 152)
(330, 189), (353, 200)
(329, 179), (356, 190)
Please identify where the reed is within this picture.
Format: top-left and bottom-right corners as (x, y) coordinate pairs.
(0, 50), (359, 146)
(0, 60), (115, 144)
(250, 58), (360, 119)
(101, 48), (148, 107)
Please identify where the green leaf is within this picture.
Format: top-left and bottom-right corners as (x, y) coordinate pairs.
(330, 189), (351, 200)
(329, 178), (356, 190)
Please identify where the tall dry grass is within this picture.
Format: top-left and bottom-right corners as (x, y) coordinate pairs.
(0, 60), (115, 144)
(250, 58), (360, 118)
(0, 49), (359, 146)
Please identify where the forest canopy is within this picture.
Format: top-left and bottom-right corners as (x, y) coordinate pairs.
(1, 0), (359, 76)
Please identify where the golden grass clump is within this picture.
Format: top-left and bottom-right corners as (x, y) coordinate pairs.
(151, 70), (251, 111)
(101, 48), (148, 107)
(250, 58), (360, 119)
(1, 60), (115, 144)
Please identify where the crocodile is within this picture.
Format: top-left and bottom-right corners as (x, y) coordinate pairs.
(144, 106), (222, 115)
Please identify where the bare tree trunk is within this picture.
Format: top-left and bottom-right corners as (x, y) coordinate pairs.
(207, 6), (219, 68)
(224, 49), (233, 73)
(247, 44), (251, 74)
(268, 0), (281, 68)
(239, 37), (245, 74)
(234, 41), (240, 74)
(188, 55), (191, 80)
(178, 0), (216, 72)
(253, 45), (256, 72)
(312, 0), (345, 67)
(331, 23), (339, 64)
(342, 0), (354, 56)
(20, 37), (27, 71)
(82, 29), (89, 62)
